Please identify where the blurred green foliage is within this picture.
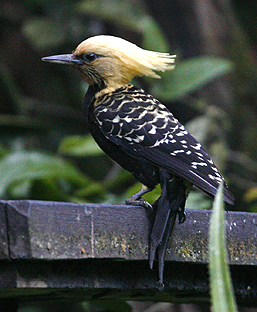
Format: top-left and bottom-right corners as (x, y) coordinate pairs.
(1, 1), (256, 311)
(0, 0), (237, 211)
(151, 56), (233, 101)
(1, 0), (257, 211)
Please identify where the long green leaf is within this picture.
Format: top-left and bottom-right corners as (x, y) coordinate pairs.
(209, 182), (238, 312)
(152, 56), (233, 100)
(0, 151), (88, 197)
(77, 0), (170, 52)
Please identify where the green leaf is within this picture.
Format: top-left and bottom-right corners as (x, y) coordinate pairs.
(77, 0), (146, 32)
(0, 143), (8, 158)
(185, 190), (212, 210)
(152, 56), (233, 100)
(138, 16), (170, 52)
(77, 0), (169, 52)
(209, 182), (238, 312)
(0, 151), (88, 197)
(9, 179), (32, 198)
(59, 135), (104, 157)
(125, 182), (161, 204)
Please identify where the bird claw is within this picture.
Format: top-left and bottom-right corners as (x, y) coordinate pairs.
(158, 280), (165, 288)
(125, 197), (152, 210)
(178, 210), (186, 224)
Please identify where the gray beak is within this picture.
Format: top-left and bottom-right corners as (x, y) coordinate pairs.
(41, 54), (82, 65)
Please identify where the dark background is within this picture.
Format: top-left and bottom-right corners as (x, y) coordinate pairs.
(1, 0), (257, 215)
(1, 1), (257, 311)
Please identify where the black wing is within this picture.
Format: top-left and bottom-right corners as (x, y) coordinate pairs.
(94, 85), (234, 204)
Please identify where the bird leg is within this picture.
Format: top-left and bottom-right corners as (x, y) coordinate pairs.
(125, 185), (153, 209)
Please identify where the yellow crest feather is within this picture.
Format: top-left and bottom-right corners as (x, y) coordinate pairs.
(74, 35), (176, 79)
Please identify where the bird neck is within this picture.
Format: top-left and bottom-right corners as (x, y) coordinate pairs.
(94, 82), (129, 98)
(82, 66), (131, 98)
(83, 84), (101, 123)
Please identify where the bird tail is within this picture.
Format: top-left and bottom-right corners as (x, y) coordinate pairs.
(149, 170), (189, 284)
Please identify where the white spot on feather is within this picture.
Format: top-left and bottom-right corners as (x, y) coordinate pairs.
(113, 115), (120, 123)
(137, 135), (145, 142)
(148, 126), (157, 134)
(191, 162), (208, 169)
(171, 150), (184, 156)
(211, 166), (218, 172)
(124, 116), (132, 123)
(191, 143), (201, 150)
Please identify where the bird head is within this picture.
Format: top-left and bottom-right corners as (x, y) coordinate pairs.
(42, 35), (176, 94)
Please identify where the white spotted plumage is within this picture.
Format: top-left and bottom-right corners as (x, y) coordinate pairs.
(94, 84), (234, 203)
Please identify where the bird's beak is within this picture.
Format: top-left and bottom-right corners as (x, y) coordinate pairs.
(41, 54), (82, 66)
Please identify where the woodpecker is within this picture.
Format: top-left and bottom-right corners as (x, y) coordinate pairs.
(42, 35), (234, 284)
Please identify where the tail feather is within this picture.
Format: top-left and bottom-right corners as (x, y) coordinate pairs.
(157, 213), (176, 284)
(149, 173), (172, 269)
(149, 170), (189, 283)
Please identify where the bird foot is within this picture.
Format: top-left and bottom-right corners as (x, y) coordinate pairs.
(178, 208), (186, 224)
(158, 280), (165, 288)
(125, 197), (152, 209)
(125, 185), (153, 209)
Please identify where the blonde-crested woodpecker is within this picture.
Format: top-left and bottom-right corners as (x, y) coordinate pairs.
(42, 35), (234, 284)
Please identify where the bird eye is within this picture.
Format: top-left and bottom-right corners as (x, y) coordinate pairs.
(82, 53), (99, 62)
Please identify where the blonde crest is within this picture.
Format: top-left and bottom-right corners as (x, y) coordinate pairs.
(74, 35), (176, 79)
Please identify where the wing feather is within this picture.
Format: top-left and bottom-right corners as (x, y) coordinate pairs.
(94, 85), (234, 204)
